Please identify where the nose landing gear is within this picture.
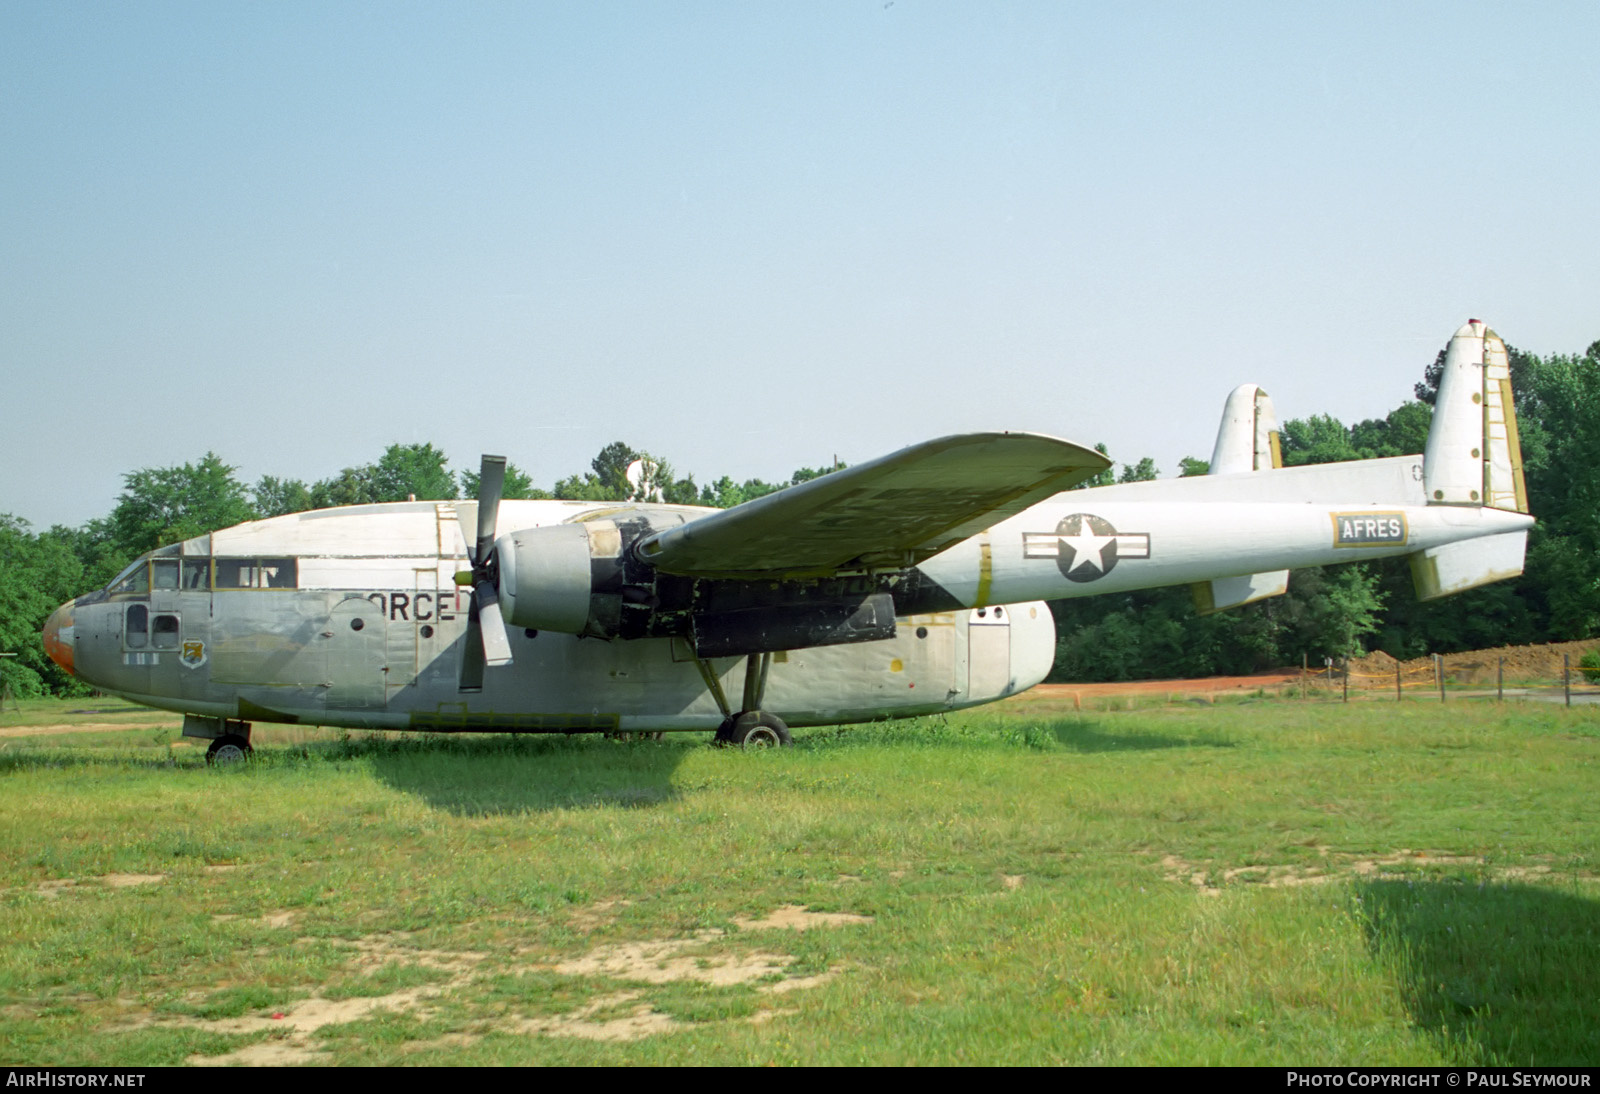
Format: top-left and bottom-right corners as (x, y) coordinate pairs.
(184, 715), (254, 765)
(205, 734), (253, 765)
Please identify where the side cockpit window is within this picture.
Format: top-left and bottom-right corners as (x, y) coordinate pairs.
(109, 561), (149, 595)
(182, 560), (210, 589)
(214, 558), (298, 589)
(152, 559), (179, 590)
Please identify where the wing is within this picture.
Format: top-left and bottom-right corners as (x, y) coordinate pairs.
(635, 432), (1109, 578)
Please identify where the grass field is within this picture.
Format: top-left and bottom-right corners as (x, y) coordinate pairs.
(1, 694), (1596, 1066)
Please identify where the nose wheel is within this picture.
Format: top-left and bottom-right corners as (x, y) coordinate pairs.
(206, 734), (253, 765)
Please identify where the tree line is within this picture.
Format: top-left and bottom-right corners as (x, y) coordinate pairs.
(4, 334), (1596, 696)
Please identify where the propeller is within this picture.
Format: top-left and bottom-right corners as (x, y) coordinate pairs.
(458, 455), (513, 691)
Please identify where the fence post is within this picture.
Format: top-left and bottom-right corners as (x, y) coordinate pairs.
(1396, 660), (1402, 701)
(1498, 656), (1504, 702)
(1436, 654), (1445, 701)
(1301, 653), (1307, 700)
(1343, 662), (1349, 703)
(1565, 654), (1571, 708)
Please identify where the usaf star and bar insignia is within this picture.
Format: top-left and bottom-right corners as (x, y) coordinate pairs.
(1023, 513), (1151, 583)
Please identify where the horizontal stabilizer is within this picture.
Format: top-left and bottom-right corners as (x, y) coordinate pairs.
(637, 432), (1109, 578)
(1410, 531), (1527, 601)
(1191, 570), (1289, 615)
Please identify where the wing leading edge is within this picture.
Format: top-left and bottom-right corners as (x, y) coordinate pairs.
(635, 432), (1110, 579)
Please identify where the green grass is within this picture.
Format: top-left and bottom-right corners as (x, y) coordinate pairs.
(0, 697), (1595, 1065)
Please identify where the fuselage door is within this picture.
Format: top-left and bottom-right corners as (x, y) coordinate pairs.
(326, 596), (387, 711)
(967, 605), (1012, 699)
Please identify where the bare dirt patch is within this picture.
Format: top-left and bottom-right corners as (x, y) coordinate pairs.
(1021, 638), (1600, 702)
(0, 721), (173, 739)
(1159, 849), (1595, 897)
(30, 873), (165, 898)
(147, 905), (871, 1062)
(732, 904), (874, 931)
(102, 873), (165, 888)
(568, 899), (632, 932)
(190, 1040), (330, 1067)
(1023, 673), (1299, 707)
(505, 990), (685, 1042)
(211, 911), (296, 929)
(554, 933), (791, 986)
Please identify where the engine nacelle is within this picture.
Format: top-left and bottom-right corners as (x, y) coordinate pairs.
(495, 512), (687, 639)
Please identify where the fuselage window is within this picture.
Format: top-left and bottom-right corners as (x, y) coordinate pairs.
(151, 614), (180, 650)
(125, 604), (149, 649)
(152, 559), (179, 590)
(109, 561), (149, 595)
(181, 560), (210, 590)
(214, 558), (298, 589)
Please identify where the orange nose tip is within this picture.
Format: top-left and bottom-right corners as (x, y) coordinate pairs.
(43, 603), (74, 675)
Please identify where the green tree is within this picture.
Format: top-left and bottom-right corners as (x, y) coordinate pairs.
(107, 453), (257, 557)
(1286, 565), (1387, 661)
(254, 476), (313, 517)
(0, 516), (88, 697)
(309, 466), (382, 509)
(1117, 457), (1158, 483)
(1278, 415), (1360, 466)
(371, 443), (457, 502)
(1178, 456), (1210, 477)
(460, 461), (549, 500)
(1348, 401), (1431, 458)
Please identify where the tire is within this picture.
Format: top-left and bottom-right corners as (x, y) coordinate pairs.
(206, 734), (252, 765)
(726, 711), (792, 749)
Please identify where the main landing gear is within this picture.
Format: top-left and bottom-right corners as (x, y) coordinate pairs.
(697, 652), (792, 748)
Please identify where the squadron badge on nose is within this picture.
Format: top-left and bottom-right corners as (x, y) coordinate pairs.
(1023, 513), (1151, 583)
(180, 640), (207, 669)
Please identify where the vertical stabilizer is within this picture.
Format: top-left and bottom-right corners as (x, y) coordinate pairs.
(1195, 384), (1287, 612)
(1209, 384), (1282, 474)
(1424, 320), (1528, 512)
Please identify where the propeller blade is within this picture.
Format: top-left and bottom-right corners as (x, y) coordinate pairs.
(459, 609), (486, 692)
(476, 580), (514, 667)
(475, 455), (507, 562)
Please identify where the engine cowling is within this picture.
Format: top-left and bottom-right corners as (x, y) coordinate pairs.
(494, 515), (678, 639)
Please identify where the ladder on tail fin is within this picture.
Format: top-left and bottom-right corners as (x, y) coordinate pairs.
(1481, 333), (1528, 513)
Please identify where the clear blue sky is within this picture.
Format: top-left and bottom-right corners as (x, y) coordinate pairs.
(4, 2), (1596, 528)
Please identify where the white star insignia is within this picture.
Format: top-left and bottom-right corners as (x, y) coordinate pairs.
(1059, 515), (1114, 574)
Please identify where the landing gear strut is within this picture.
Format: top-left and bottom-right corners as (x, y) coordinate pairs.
(702, 652), (791, 748)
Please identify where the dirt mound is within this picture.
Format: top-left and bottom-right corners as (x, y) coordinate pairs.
(1347, 638), (1600, 687)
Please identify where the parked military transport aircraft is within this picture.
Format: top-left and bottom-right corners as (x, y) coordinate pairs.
(44, 321), (1532, 759)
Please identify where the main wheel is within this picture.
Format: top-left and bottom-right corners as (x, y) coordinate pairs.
(206, 734), (253, 765)
(723, 711), (792, 749)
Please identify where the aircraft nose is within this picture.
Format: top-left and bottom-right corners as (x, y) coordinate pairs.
(42, 603), (75, 676)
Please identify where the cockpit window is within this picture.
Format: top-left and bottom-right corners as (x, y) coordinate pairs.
(152, 559), (180, 590)
(214, 558), (298, 589)
(109, 560), (149, 595)
(182, 560), (210, 589)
